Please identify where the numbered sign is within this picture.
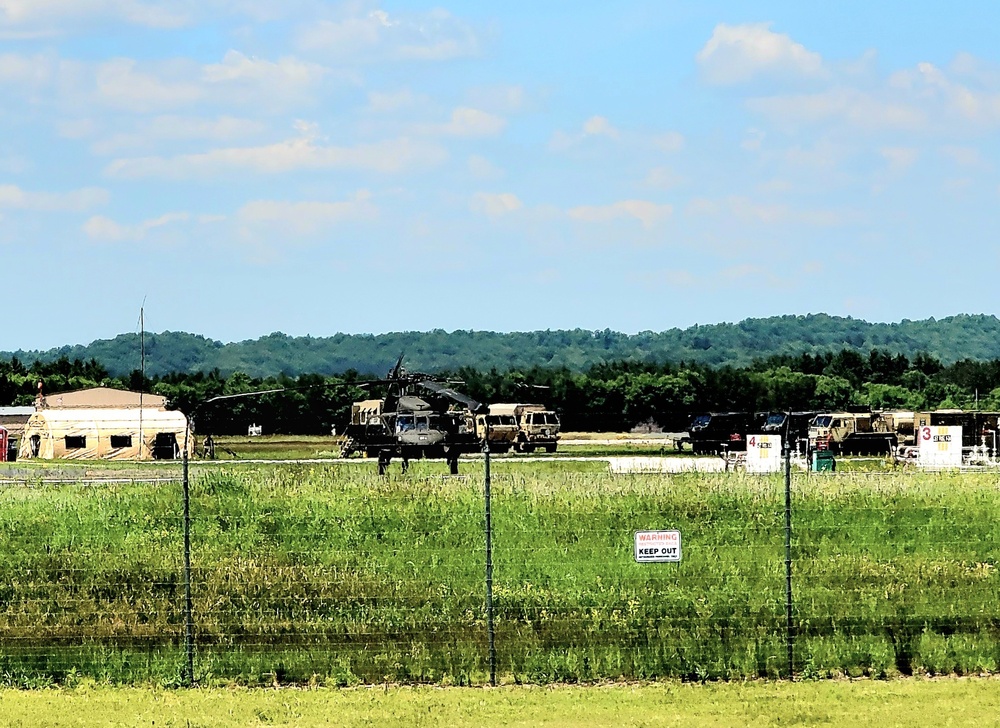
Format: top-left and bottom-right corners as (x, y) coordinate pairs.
(918, 425), (962, 467)
(746, 434), (781, 473)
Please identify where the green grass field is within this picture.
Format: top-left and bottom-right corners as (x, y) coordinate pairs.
(0, 459), (998, 687)
(208, 433), (685, 459)
(2, 679), (999, 727)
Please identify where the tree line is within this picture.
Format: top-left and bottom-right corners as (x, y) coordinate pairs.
(4, 348), (1000, 434)
(8, 313), (1000, 379)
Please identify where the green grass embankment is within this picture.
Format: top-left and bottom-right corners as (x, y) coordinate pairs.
(0, 462), (998, 685)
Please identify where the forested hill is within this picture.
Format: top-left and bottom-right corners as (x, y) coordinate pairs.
(6, 313), (1000, 378)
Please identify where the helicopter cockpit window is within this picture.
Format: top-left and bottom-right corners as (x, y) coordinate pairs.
(397, 415), (415, 433)
(415, 416), (430, 431)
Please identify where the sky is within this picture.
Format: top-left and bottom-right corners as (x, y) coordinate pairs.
(2, 1), (1000, 349)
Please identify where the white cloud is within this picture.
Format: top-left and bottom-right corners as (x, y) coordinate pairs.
(568, 200), (672, 229)
(296, 11), (393, 57)
(91, 115), (267, 154)
(550, 118), (678, 156)
(747, 87), (927, 131)
(236, 190), (377, 237)
(0, 184), (108, 211)
(880, 147), (918, 172)
(106, 134), (448, 178)
(438, 107), (506, 137)
(468, 155), (503, 180)
(95, 58), (204, 112)
(0, 0), (189, 32)
(779, 139), (844, 169)
(644, 167), (683, 189)
(582, 115), (619, 139)
(470, 192), (522, 218)
(295, 7), (479, 63)
(201, 50), (329, 91)
(56, 118), (97, 139)
(550, 116), (623, 150)
(653, 131), (684, 152)
(83, 211), (189, 242)
(888, 61), (1000, 126)
(687, 195), (852, 227)
(941, 145), (985, 168)
(7, 51), (335, 115)
(0, 52), (54, 84)
(466, 85), (525, 113)
(697, 22), (824, 84)
(367, 89), (418, 113)
(741, 128), (765, 152)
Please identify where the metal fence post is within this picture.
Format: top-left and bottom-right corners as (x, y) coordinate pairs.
(783, 435), (794, 679)
(483, 424), (497, 686)
(182, 422), (195, 687)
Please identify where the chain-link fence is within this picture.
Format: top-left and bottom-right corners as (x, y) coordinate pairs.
(0, 460), (998, 686)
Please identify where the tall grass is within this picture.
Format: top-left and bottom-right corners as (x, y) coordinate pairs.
(0, 462), (998, 685)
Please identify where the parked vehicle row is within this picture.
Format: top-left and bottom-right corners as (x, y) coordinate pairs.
(682, 409), (1000, 457)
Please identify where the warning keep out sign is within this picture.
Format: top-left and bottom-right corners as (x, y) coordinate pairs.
(634, 530), (681, 563)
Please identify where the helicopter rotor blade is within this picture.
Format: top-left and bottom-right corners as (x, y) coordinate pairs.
(417, 379), (484, 413)
(389, 352), (405, 380)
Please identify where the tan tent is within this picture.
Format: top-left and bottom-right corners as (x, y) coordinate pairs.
(37, 387), (168, 409)
(18, 407), (192, 460)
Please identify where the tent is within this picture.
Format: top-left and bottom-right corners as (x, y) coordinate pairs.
(18, 407), (192, 460)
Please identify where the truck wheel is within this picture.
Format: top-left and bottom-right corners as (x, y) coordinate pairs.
(525, 445), (536, 454)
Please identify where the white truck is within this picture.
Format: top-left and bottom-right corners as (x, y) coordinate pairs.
(489, 403), (561, 453)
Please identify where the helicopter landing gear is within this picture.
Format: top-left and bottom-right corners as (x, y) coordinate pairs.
(377, 450), (391, 476)
(448, 456), (459, 475)
(401, 457), (410, 474)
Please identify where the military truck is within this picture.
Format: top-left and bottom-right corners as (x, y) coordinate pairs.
(807, 411), (908, 455)
(474, 410), (520, 452)
(686, 412), (751, 455)
(340, 399), (385, 457)
(490, 403), (561, 453)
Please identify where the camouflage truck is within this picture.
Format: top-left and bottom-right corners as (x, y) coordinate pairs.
(474, 410), (520, 452)
(490, 403), (561, 453)
(808, 411), (910, 455)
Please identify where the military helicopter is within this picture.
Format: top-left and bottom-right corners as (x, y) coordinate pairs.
(340, 356), (485, 475)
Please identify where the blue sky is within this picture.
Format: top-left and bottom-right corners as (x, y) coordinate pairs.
(2, 1), (999, 349)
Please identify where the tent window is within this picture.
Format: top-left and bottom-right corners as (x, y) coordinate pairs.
(110, 435), (132, 448)
(65, 435), (86, 449)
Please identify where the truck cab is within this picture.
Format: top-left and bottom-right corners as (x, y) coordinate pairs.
(490, 403), (561, 453)
(808, 411), (897, 455)
(475, 412), (520, 452)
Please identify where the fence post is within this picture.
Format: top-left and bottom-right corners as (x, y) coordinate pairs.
(483, 426), (497, 686)
(783, 435), (794, 678)
(182, 426), (195, 687)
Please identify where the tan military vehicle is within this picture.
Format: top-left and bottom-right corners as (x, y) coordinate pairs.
(474, 411), (520, 452)
(490, 403), (561, 453)
(808, 410), (913, 455)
